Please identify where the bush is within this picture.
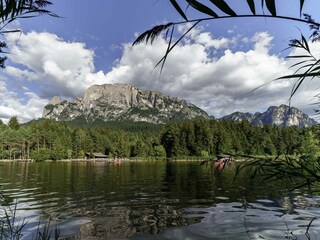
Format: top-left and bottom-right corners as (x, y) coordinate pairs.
(30, 149), (52, 161)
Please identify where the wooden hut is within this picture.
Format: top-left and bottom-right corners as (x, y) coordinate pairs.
(85, 152), (108, 159)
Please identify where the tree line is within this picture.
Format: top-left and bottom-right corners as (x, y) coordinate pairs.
(0, 117), (319, 161)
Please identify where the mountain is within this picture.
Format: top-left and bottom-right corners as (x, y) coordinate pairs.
(42, 83), (209, 124)
(223, 104), (318, 127)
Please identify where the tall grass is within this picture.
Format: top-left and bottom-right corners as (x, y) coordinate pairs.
(0, 198), (60, 240)
(0, 204), (26, 240)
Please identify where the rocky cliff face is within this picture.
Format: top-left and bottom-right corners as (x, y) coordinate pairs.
(223, 104), (317, 127)
(43, 84), (208, 123)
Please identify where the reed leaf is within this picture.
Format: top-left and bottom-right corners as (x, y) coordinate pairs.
(288, 60), (312, 70)
(310, 65), (320, 72)
(0, 0), (55, 26)
(159, 25), (174, 74)
(235, 156), (320, 191)
(265, 0), (277, 16)
(300, 0), (305, 17)
(279, 70), (320, 79)
(34, 0), (52, 8)
(301, 34), (310, 52)
(209, 0), (237, 16)
(132, 23), (174, 46)
(186, 0), (218, 18)
(169, 0), (188, 21)
(246, 0), (256, 15)
(154, 20), (201, 71)
(286, 55), (314, 59)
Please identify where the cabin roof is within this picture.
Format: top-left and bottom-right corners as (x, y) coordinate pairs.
(85, 152), (108, 158)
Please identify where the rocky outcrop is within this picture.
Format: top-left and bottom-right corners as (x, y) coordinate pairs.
(42, 83), (208, 123)
(223, 104), (317, 127)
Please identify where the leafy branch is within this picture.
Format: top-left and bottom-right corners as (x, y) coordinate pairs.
(0, 0), (58, 68)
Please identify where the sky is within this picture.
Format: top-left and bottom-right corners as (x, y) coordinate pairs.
(1, 0), (320, 123)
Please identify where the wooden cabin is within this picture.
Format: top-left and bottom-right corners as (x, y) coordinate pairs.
(85, 152), (108, 159)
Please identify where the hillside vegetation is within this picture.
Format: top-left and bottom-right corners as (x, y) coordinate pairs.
(0, 117), (319, 161)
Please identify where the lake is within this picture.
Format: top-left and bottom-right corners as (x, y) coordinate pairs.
(0, 161), (320, 239)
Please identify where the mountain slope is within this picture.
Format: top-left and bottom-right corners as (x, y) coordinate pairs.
(223, 105), (317, 127)
(43, 84), (209, 124)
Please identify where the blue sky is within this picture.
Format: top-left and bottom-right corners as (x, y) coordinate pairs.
(1, 0), (320, 122)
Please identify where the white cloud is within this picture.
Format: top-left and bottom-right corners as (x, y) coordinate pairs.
(252, 32), (273, 54)
(2, 28), (320, 123)
(0, 79), (46, 123)
(177, 23), (232, 50)
(0, 106), (20, 119)
(195, 32), (231, 49)
(97, 30), (304, 117)
(5, 66), (38, 81)
(5, 31), (101, 98)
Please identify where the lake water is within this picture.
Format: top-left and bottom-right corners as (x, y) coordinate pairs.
(0, 161), (320, 239)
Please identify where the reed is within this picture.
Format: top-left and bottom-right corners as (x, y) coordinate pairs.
(0, 200), (60, 240)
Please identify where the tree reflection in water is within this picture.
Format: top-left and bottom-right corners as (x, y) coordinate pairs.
(1, 161), (320, 239)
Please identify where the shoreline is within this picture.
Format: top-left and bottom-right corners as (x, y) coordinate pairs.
(0, 158), (131, 163)
(0, 158), (209, 163)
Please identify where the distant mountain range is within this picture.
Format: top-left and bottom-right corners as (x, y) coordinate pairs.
(42, 84), (318, 127)
(42, 84), (209, 124)
(222, 104), (318, 127)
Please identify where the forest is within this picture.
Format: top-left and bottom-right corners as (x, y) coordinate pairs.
(0, 117), (319, 161)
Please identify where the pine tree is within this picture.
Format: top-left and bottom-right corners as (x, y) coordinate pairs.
(8, 116), (20, 130)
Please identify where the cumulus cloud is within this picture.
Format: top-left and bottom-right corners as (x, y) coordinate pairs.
(5, 31), (106, 98)
(0, 79), (46, 123)
(177, 23), (233, 50)
(100, 30), (320, 117)
(2, 28), (320, 123)
(97, 31), (301, 116)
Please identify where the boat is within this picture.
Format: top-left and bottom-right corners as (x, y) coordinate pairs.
(214, 154), (233, 170)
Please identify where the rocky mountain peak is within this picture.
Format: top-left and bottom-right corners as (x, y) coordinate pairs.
(43, 83), (208, 124)
(48, 96), (62, 105)
(223, 105), (317, 127)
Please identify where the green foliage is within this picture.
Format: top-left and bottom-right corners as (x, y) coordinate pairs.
(200, 150), (209, 158)
(30, 149), (52, 161)
(0, 117), (317, 161)
(301, 130), (320, 159)
(153, 145), (167, 158)
(160, 118), (308, 158)
(8, 116), (20, 130)
(44, 104), (56, 112)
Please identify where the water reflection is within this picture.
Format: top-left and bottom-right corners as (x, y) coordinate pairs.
(0, 161), (319, 239)
(130, 201), (320, 240)
(74, 205), (202, 239)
